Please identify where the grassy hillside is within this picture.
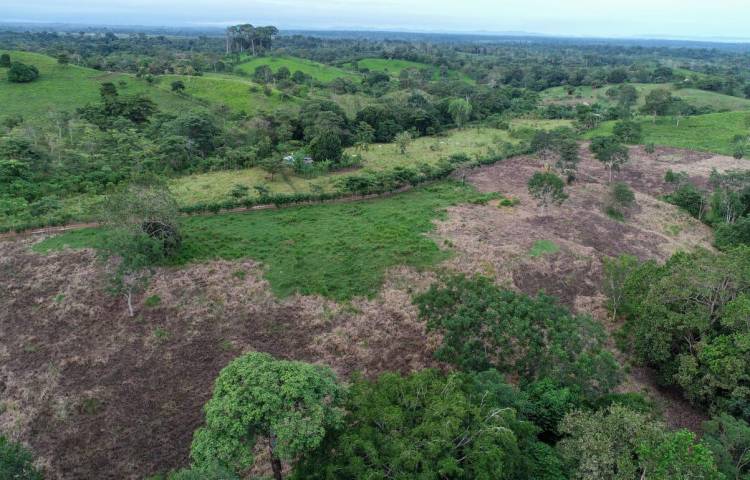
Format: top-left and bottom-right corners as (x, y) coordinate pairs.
(0, 50), (195, 121)
(169, 125), (540, 206)
(155, 73), (297, 114)
(236, 55), (359, 83)
(349, 58), (474, 83)
(586, 111), (750, 155)
(542, 83), (750, 112)
(36, 182), (493, 300)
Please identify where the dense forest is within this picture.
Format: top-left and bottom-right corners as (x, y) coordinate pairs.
(2, 21), (750, 480)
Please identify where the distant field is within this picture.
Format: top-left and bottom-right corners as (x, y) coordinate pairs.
(155, 73), (297, 114)
(169, 123), (565, 206)
(236, 55), (359, 83)
(542, 83), (750, 112)
(36, 181), (492, 300)
(587, 111), (750, 155)
(0, 51), (196, 122)
(347, 58), (474, 83)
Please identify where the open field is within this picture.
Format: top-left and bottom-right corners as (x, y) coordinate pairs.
(4, 141), (744, 478)
(155, 73), (296, 114)
(0, 50), (196, 121)
(587, 111), (750, 155)
(36, 182), (493, 300)
(542, 83), (750, 111)
(346, 57), (474, 83)
(235, 55), (359, 82)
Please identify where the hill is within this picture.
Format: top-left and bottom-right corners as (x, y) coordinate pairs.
(0, 50), (195, 121)
(587, 111), (750, 155)
(542, 83), (750, 112)
(235, 55), (359, 83)
(348, 57), (474, 83)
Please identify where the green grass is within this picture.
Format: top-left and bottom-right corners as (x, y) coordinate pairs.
(155, 73), (296, 114)
(347, 58), (474, 83)
(35, 182), (494, 300)
(169, 126), (526, 206)
(236, 55), (359, 83)
(0, 50), (196, 122)
(542, 83), (750, 112)
(529, 240), (560, 257)
(586, 111), (750, 155)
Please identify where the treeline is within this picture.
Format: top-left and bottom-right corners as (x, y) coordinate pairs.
(144, 274), (741, 480)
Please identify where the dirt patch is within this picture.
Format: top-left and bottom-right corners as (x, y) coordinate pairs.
(0, 240), (436, 479)
(437, 146), (729, 431)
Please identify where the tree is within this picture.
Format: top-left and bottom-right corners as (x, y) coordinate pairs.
(414, 275), (621, 398)
(447, 98), (473, 128)
(528, 171), (568, 213)
(703, 414), (750, 480)
(190, 352), (345, 480)
(7, 62), (39, 83)
(57, 52), (70, 66)
(590, 136), (629, 183)
(309, 131), (343, 163)
(253, 65), (274, 84)
(260, 156), (284, 181)
(294, 369), (565, 480)
(394, 131), (412, 155)
(612, 120), (643, 144)
(558, 405), (722, 480)
(744, 84), (750, 100)
(100, 181), (182, 317)
(641, 88), (675, 123)
(602, 254), (639, 320)
(0, 436), (43, 480)
(0, 53), (10, 68)
(353, 121), (375, 152)
(556, 138), (580, 183)
(275, 66), (291, 82)
(171, 80), (186, 93)
(617, 247), (750, 419)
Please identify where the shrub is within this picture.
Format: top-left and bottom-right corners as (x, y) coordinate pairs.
(0, 53), (10, 67)
(7, 62), (39, 83)
(414, 274), (621, 398)
(0, 436), (43, 480)
(612, 120), (643, 144)
(665, 183), (705, 219)
(715, 215), (750, 250)
(611, 182), (635, 207)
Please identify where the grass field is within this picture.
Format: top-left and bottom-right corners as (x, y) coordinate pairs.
(542, 83), (750, 112)
(168, 124), (555, 205)
(36, 182), (495, 300)
(0, 50), (196, 122)
(236, 55), (359, 83)
(155, 73), (296, 114)
(587, 111), (750, 155)
(347, 58), (474, 83)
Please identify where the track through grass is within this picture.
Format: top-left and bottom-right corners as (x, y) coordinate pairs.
(35, 182), (496, 300)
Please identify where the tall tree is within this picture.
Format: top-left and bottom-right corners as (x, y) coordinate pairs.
(190, 352), (345, 480)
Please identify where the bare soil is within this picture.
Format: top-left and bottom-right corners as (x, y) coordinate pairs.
(0, 145), (742, 477)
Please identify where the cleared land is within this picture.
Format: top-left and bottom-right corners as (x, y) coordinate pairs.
(346, 57), (474, 83)
(5, 141), (749, 478)
(155, 73), (295, 114)
(236, 55), (359, 82)
(587, 111), (750, 155)
(0, 50), (196, 122)
(542, 83), (750, 111)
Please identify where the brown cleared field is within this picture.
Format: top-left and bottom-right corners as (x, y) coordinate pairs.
(1, 144), (747, 478)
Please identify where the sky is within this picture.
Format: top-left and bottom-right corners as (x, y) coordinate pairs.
(4, 0), (750, 40)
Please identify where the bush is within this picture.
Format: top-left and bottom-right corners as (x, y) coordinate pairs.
(611, 182), (635, 207)
(0, 436), (43, 480)
(7, 62), (39, 83)
(715, 216), (750, 250)
(613, 120), (643, 144)
(665, 183), (705, 219)
(0, 53), (10, 67)
(414, 274), (621, 398)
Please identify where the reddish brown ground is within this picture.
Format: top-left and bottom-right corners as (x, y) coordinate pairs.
(0, 145), (743, 478)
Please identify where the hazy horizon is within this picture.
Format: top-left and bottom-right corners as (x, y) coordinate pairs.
(4, 0), (750, 41)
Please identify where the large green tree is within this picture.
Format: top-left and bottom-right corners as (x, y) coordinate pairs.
(414, 275), (621, 398)
(294, 369), (565, 480)
(190, 352), (345, 480)
(558, 405), (722, 480)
